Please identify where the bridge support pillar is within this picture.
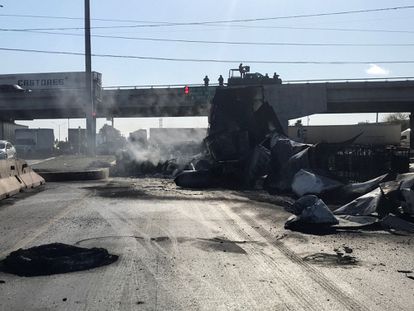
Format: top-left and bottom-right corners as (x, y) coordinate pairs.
(86, 116), (96, 156)
(410, 113), (414, 151)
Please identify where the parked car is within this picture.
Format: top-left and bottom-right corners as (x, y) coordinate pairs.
(0, 140), (17, 159)
(0, 84), (27, 93)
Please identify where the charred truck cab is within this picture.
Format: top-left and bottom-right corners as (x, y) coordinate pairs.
(227, 65), (282, 86)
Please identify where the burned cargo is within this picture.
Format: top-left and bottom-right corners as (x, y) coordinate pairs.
(176, 86), (284, 189)
(172, 83), (413, 235)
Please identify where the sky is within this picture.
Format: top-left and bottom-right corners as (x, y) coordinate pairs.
(1, 0), (414, 139)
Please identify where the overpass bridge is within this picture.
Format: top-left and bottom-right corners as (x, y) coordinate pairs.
(0, 79), (413, 121)
(1, 77), (414, 152)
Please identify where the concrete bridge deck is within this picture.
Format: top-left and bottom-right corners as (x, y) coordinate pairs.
(0, 79), (413, 121)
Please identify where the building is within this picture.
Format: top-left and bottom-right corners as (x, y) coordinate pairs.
(68, 127), (87, 154)
(0, 121), (28, 143)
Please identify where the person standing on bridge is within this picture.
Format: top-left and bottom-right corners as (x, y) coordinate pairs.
(218, 75), (224, 86)
(273, 72), (282, 84)
(239, 63), (244, 77)
(204, 75), (210, 87)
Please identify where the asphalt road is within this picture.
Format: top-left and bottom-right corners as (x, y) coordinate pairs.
(0, 178), (413, 310)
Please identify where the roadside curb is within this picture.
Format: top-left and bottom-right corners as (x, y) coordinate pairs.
(35, 168), (109, 182)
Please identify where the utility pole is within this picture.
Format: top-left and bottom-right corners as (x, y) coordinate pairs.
(85, 0), (95, 155)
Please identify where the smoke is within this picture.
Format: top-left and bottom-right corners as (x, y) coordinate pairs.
(115, 127), (207, 176)
(123, 142), (164, 166)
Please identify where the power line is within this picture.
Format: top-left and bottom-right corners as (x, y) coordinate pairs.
(219, 24), (414, 34)
(1, 47), (414, 64)
(0, 13), (166, 24)
(3, 24), (414, 36)
(6, 29), (414, 47)
(1, 5), (414, 31)
(3, 13), (414, 35)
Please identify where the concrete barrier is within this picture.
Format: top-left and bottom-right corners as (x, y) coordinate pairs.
(0, 159), (45, 200)
(0, 159), (22, 200)
(16, 160), (45, 189)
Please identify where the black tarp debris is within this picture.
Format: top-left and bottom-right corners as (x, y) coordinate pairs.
(291, 169), (343, 197)
(0, 243), (118, 277)
(333, 188), (383, 216)
(398, 173), (414, 215)
(174, 170), (218, 189)
(285, 195), (338, 233)
(381, 215), (414, 233)
(286, 172), (414, 234)
(328, 172), (396, 203)
(243, 145), (271, 188)
(335, 215), (379, 229)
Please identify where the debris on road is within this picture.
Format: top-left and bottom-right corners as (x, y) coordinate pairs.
(0, 243), (118, 277)
(334, 245), (353, 255)
(291, 169), (343, 197)
(333, 188), (385, 217)
(397, 270), (414, 281)
(174, 169), (218, 189)
(284, 195), (338, 233)
(333, 246), (357, 264)
(381, 215), (414, 233)
(159, 85), (414, 236)
(303, 251), (358, 266)
(286, 172), (414, 234)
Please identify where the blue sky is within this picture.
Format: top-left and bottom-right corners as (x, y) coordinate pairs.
(1, 1), (413, 138)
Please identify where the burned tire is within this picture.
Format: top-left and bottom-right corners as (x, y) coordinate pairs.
(0, 243), (118, 277)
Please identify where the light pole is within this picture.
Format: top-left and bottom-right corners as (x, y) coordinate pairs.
(84, 0), (95, 155)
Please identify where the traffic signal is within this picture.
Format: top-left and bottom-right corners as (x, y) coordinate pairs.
(184, 85), (189, 95)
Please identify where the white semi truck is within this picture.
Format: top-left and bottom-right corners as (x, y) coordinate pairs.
(288, 123), (402, 146)
(15, 128), (55, 156)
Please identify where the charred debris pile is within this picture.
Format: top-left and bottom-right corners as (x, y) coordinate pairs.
(173, 86), (414, 234)
(114, 85), (413, 234)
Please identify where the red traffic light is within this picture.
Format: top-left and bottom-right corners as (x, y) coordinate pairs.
(184, 85), (189, 94)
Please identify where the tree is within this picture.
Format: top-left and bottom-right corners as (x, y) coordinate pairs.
(383, 113), (409, 131)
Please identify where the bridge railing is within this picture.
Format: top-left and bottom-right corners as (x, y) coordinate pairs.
(103, 83), (222, 90)
(102, 77), (414, 90)
(283, 77), (414, 84)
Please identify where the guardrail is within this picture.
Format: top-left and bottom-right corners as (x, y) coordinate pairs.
(103, 77), (414, 90)
(103, 83), (221, 90)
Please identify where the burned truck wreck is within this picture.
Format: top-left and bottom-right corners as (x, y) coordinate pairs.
(175, 85), (414, 234)
(176, 86), (284, 189)
(176, 86), (362, 191)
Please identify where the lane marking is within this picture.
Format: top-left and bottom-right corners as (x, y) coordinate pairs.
(26, 157), (56, 166)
